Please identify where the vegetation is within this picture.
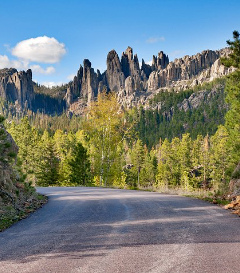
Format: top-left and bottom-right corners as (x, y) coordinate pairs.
(0, 115), (47, 232)
(1, 31), (239, 202)
(136, 79), (227, 148)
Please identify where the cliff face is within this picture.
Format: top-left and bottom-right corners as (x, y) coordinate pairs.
(0, 47), (234, 116)
(0, 68), (34, 109)
(0, 68), (66, 115)
(65, 47), (233, 114)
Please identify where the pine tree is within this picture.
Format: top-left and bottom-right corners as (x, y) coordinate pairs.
(35, 130), (59, 186)
(221, 30), (240, 176)
(178, 134), (192, 190)
(68, 142), (91, 185)
(130, 139), (145, 188)
(8, 117), (39, 183)
(139, 147), (157, 188)
(209, 126), (230, 192)
(156, 139), (172, 189)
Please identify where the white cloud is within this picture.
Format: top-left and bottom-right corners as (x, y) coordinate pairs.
(12, 36), (66, 63)
(67, 73), (75, 81)
(146, 36), (165, 44)
(0, 54), (27, 70)
(146, 60), (152, 65)
(0, 54), (56, 75)
(41, 81), (63, 88)
(30, 65), (55, 74)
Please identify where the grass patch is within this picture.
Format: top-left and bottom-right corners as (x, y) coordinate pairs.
(0, 194), (48, 232)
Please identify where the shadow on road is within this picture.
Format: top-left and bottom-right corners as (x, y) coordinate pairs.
(0, 187), (239, 264)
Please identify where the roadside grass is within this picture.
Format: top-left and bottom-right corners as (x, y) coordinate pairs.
(0, 193), (48, 232)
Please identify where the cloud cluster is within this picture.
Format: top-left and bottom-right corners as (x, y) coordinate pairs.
(0, 36), (66, 75)
(30, 65), (55, 74)
(41, 81), (63, 88)
(146, 36), (165, 44)
(12, 36), (66, 63)
(0, 55), (26, 70)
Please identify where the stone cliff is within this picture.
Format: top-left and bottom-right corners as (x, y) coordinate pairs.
(0, 68), (66, 115)
(0, 46), (234, 116)
(66, 46), (233, 114)
(0, 68), (34, 109)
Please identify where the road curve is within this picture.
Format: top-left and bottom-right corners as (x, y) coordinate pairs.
(0, 187), (240, 273)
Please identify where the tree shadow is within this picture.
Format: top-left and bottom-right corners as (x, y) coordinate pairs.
(0, 187), (240, 264)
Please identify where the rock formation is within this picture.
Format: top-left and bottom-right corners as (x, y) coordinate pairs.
(0, 68), (66, 115)
(64, 46), (233, 115)
(0, 68), (34, 109)
(0, 46), (234, 116)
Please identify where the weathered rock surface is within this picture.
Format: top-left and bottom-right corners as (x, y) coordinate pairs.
(0, 68), (34, 109)
(0, 68), (66, 115)
(0, 47), (234, 116)
(65, 46), (233, 115)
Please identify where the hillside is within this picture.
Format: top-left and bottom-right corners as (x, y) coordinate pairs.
(0, 117), (47, 231)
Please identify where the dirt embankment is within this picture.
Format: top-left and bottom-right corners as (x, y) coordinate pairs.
(0, 123), (47, 231)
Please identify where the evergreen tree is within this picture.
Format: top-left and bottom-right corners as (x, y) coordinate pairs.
(178, 134), (192, 190)
(68, 142), (91, 185)
(209, 126), (230, 191)
(8, 117), (39, 183)
(139, 147), (158, 188)
(130, 139), (145, 187)
(156, 139), (172, 189)
(35, 131), (59, 186)
(221, 30), (240, 176)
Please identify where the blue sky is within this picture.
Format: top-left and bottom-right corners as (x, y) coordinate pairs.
(0, 0), (239, 87)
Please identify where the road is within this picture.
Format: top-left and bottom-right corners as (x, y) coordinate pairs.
(0, 187), (239, 273)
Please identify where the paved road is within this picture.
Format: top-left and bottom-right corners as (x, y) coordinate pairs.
(0, 187), (240, 273)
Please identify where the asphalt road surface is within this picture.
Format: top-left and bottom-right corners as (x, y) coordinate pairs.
(0, 187), (240, 273)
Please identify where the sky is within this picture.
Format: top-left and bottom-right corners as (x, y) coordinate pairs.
(0, 0), (239, 87)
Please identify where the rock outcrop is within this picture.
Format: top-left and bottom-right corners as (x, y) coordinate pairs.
(64, 46), (233, 115)
(0, 68), (34, 109)
(65, 59), (100, 106)
(0, 47), (234, 116)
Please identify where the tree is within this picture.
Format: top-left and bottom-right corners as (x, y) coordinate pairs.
(221, 30), (240, 69)
(53, 130), (76, 184)
(140, 147), (158, 188)
(209, 126), (230, 192)
(35, 131), (59, 186)
(130, 139), (145, 188)
(85, 92), (125, 186)
(221, 30), (240, 176)
(8, 117), (39, 183)
(156, 139), (172, 189)
(68, 142), (91, 185)
(178, 134), (192, 190)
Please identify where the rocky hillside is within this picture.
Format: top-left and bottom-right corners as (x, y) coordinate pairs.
(0, 68), (66, 115)
(135, 79), (227, 147)
(0, 118), (46, 231)
(0, 47), (235, 116)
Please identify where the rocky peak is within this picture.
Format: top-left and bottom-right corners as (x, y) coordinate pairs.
(62, 46), (234, 115)
(152, 51), (169, 70)
(125, 46), (133, 60)
(107, 50), (125, 91)
(157, 51), (169, 70)
(0, 68), (34, 108)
